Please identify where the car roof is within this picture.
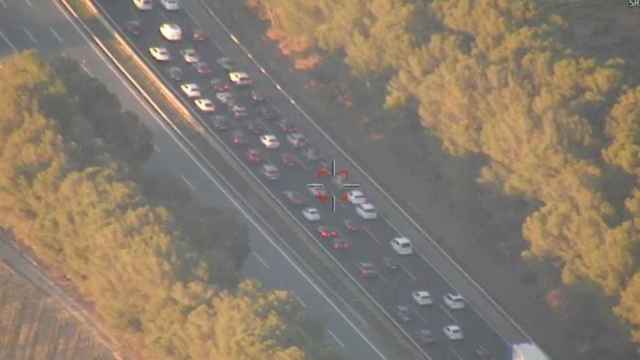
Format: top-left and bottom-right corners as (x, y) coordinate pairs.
(447, 293), (464, 300)
(394, 237), (411, 245)
(349, 189), (364, 195)
(360, 203), (375, 210)
(414, 290), (430, 296)
(447, 325), (461, 331)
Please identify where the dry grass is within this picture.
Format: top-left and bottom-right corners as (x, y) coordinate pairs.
(0, 262), (114, 360)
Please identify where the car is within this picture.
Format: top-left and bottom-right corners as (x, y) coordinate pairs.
(259, 134), (280, 149)
(276, 118), (298, 133)
(250, 90), (265, 104)
(149, 47), (171, 61)
(133, 0), (152, 10)
(230, 129), (248, 145)
(302, 207), (321, 221)
(193, 62), (212, 75)
(391, 236), (413, 255)
(280, 152), (300, 167)
(211, 115), (230, 131)
(194, 98), (216, 112)
(258, 105), (278, 121)
(301, 146), (321, 162)
(217, 57), (235, 71)
(216, 91), (235, 105)
(160, 23), (182, 41)
(443, 325), (464, 340)
(412, 291), (433, 306)
(261, 163), (280, 180)
(180, 49), (200, 63)
(192, 29), (207, 41)
(475, 346), (495, 360)
(286, 132), (307, 148)
(166, 66), (183, 81)
(382, 256), (399, 272)
(358, 262), (378, 278)
(356, 203), (378, 220)
(231, 104), (249, 119)
(443, 293), (465, 310)
(306, 183), (329, 201)
(416, 329), (436, 345)
(160, 0), (180, 10)
(331, 238), (351, 250)
(343, 218), (362, 232)
(245, 148), (263, 164)
(211, 79), (233, 92)
(396, 305), (411, 322)
(125, 20), (142, 36)
(317, 225), (338, 239)
(346, 189), (367, 204)
(229, 71), (252, 86)
(180, 83), (201, 98)
(246, 120), (267, 135)
(282, 190), (307, 206)
(315, 160), (332, 177)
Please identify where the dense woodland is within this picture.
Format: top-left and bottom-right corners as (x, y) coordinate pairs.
(247, 0), (640, 356)
(0, 51), (340, 360)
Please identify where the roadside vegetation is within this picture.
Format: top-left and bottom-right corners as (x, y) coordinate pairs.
(0, 51), (340, 360)
(246, 0), (640, 357)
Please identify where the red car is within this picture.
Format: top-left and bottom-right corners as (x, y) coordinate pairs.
(194, 62), (212, 75)
(281, 152), (300, 167)
(276, 118), (298, 133)
(193, 29), (208, 41)
(317, 225), (338, 238)
(331, 238), (351, 250)
(245, 148), (263, 164)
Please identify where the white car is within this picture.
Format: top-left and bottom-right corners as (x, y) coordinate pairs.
(391, 237), (413, 255)
(302, 207), (321, 221)
(160, 23), (182, 41)
(180, 49), (200, 63)
(229, 71), (252, 86)
(259, 134), (280, 149)
(286, 132), (307, 148)
(149, 47), (170, 61)
(180, 83), (201, 98)
(412, 291), (433, 306)
(133, 0), (152, 10)
(443, 325), (464, 340)
(356, 203), (377, 220)
(216, 92), (235, 104)
(443, 293), (465, 310)
(261, 163), (280, 180)
(194, 98), (215, 112)
(346, 189), (367, 204)
(160, 0), (180, 10)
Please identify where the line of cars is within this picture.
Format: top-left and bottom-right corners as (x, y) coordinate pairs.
(123, 1), (499, 358)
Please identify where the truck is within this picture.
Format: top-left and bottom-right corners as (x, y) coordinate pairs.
(511, 343), (550, 360)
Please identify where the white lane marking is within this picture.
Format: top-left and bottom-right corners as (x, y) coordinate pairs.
(294, 294), (307, 308)
(49, 27), (64, 43)
(439, 304), (456, 322)
(401, 265), (417, 281)
(0, 30), (17, 52)
(252, 251), (270, 269)
(180, 175), (195, 191)
(328, 329), (345, 347)
(25, 0), (32, 7)
(229, 34), (239, 44)
(23, 27), (37, 43)
(59, 1), (388, 357)
(449, 346), (464, 360)
(80, 63), (93, 76)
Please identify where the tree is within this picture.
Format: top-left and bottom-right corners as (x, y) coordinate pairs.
(603, 86), (640, 176)
(616, 272), (640, 342)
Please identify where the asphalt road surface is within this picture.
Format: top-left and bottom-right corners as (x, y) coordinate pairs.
(85, 1), (539, 359)
(0, 1), (393, 359)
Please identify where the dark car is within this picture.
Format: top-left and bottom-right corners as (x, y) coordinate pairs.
(231, 104), (249, 119)
(193, 29), (208, 41)
(302, 147), (321, 162)
(211, 115), (230, 131)
(306, 183), (329, 201)
(317, 225), (338, 239)
(230, 129), (248, 145)
(343, 218), (362, 232)
(210, 77), (232, 92)
(194, 61), (212, 75)
(125, 20), (142, 36)
(396, 305), (411, 322)
(250, 89), (266, 104)
(245, 148), (263, 164)
(258, 104), (278, 121)
(280, 152), (301, 167)
(416, 329), (436, 345)
(246, 120), (267, 135)
(166, 66), (183, 81)
(286, 132), (307, 148)
(216, 57), (235, 72)
(383, 257), (399, 272)
(261, 163), (280, 180)
(331, 238), (351, 250)
(282, 190), (307, 206)
(276, 118), (298, 133)
(358, 262), (378, 278)
(475, 346), (495, 360)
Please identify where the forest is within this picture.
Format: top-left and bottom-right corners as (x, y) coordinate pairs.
(0, 51), (339, 360)
(246, 0), (640, 356)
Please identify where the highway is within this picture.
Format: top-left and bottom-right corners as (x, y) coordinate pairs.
(0, 1), (392, 359)
(84, 1), (539, 359)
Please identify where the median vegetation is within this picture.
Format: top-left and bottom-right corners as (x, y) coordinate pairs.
(246, 0), (640, 357)
(0, 51), (340, 360)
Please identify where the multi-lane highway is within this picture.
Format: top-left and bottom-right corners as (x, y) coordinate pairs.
(84, 1), (542, 359)
(0, 1), (396, 359)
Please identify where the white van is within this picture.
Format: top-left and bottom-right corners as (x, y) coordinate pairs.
(133, 0), (152, 10)
(390, 237), (413, 255)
